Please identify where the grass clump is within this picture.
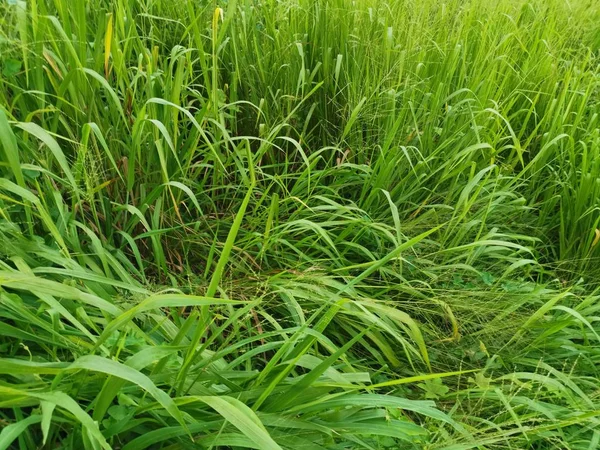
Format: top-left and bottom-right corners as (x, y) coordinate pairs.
(1, 0), (600, 448)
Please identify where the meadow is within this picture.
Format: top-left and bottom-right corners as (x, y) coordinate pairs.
(1, 0), (600, 448)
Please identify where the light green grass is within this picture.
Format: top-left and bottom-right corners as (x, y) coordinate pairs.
(1, 0), (599, 448)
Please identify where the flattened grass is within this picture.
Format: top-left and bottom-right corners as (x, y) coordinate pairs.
(1, 0), (600, 448)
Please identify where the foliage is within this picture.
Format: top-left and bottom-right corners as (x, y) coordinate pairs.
(1, 0), (599, 448)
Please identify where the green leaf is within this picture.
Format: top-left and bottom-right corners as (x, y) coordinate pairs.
(469, 372), (492, 390)
(16, 122), (78, 192)
(480, 271), (495, 286)
(192, 396), (283, 450)
(95, 294), (244, 348)
(0, 415), (41, 450)
(2, 58), (22, 77)
(0, 109), (26, 188)
(41, 401), (55, 445)
(417, 378), (449, 400)
(68, 355), (187, 431)
(0, 387), (110, 450)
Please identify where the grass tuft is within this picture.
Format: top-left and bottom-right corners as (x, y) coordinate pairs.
(1, 0), (600, 448)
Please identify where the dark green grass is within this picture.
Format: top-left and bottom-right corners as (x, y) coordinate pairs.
(1, 0), (599, 448)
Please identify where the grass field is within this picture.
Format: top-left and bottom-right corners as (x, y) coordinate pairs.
(1, 0), (600, 448)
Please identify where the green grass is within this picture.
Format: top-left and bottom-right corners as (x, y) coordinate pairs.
(1, 0), (600, 448)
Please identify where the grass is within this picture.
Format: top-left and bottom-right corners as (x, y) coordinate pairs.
(0, 0), (599, 448)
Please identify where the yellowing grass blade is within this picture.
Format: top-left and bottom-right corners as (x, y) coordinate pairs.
(104, 13), (113, 78)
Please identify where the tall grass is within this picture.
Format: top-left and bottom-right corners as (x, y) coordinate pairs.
(1, 0), (599, 448)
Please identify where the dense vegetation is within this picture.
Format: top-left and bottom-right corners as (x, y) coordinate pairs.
(1, 0), (600, 448)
